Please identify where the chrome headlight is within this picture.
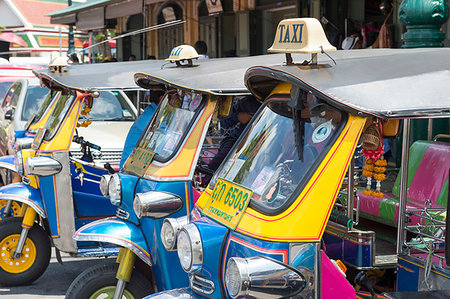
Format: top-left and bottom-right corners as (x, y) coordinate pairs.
(108, 173), (122, 206)
(24, 156), (62, 177)
(14, 138), (34, 152)
(133, 191), (183, 219)
(225, 256), (306, 298)
(100, 174), (112, 197)
(14, 150), (24, 176)
(161, 216), (188, 251)
(177, 223), (203, 273)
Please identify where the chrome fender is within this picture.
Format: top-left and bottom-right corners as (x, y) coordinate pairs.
(0, 155), (15, 172)
(0, 182), (45, 218)
(74, 218), (152, 266)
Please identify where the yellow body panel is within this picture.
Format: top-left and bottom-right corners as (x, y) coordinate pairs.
(21, 149), (37, 188)
(38, 94), (83, 153)
(144, 99), (216, 179)
(27, 93), (60, 133)
(196, 115), (366, 242)
(236, 115), (365, 241)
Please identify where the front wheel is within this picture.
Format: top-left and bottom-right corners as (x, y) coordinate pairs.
(0, 199), (21, 220)
(0, 216), (51, 286)
(66, 263), (154, 299)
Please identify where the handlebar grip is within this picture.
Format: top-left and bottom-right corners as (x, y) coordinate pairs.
(84, 141), (101, 151)
(330, 211), (353, 228)
(72, 136), (101, 151)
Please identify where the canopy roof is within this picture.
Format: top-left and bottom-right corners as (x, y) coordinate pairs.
(245, 48), (450, 119)
(33, 60), (163, 92)
(134, 54), (284, 95)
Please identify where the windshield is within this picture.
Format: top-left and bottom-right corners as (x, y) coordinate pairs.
(21, 86), (54, 121)
(29, 90), (60, 124)
(136, 90), (205, 161)
(89, 91), (135, 121)
(211, 96), (344, 213)
(0, 82), (13, 100)
(43, 92), (76, 141)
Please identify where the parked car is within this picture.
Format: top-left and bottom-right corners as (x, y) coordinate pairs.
(0, 64), (40, 100)
(0, 78), (50, 157)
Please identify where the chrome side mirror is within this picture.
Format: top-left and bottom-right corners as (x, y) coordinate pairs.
(133, 191), (183, 219)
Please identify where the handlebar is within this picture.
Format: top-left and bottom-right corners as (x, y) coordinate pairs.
(73, 136), (101, 151)
(329, 211), (353, 228)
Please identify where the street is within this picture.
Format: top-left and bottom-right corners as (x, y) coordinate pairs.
(0, 248), (115, 298)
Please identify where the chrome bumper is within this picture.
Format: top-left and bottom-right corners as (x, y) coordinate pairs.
(144, 288), (198, 299)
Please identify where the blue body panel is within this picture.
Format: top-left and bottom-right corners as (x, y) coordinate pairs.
(70, 162), (116, 219)
(0, 182), (44, 217)
(116, 173), (141, 225)
(15, 130), (26, 139)
(396, 255), (450, 292)
(0, 155), (15, 170)
(136, 178), (191, 290)
(322, 229), (373, 269)
(190, 217), (228, 298)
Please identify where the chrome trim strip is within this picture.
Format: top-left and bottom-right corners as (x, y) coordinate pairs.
(0, 194), (45, 218)
(74, 234), (152, 266)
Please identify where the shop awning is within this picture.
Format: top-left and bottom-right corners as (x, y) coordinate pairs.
(47, 0), (157, 29)
(0, 32), (27, 47)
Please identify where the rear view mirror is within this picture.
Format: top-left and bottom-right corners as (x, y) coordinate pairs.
(4, 107), (15, 120)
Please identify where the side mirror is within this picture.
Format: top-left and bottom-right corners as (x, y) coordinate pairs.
(4, 107), (15, 120)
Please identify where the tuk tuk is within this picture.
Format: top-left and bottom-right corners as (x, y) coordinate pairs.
(0, 60), (159, 286)
(145, 18), (450, 298)
(0, 89), (61, 217)
(66, 49), (284, 299)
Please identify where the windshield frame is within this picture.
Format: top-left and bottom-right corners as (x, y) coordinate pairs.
(125, 90), (207, 170)
(42, 91), (77, 142)
(208, 93), (348, 216)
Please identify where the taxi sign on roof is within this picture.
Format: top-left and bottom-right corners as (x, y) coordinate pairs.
(268, 18), (336, 54)
(166, 45), (200, 62)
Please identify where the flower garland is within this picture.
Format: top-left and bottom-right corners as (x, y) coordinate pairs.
(361, 120), (386, 198)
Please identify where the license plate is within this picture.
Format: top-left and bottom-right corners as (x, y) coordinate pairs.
(203, 178), (253, 230)
(123, 147), (154, 176)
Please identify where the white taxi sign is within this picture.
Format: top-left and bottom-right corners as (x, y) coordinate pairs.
(166, 45), (200, 62)
(268, 18), (336, 54)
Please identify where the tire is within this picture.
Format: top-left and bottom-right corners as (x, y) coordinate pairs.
(0, 217), (51, 286)
(66, 263), (154, 299)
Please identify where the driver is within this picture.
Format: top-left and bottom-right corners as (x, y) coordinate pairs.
(207, 95), (261, 171)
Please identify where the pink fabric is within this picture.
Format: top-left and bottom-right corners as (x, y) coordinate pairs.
(192, 188), (201, 206)
(355, 191), (425, 225)
(320, 250), (355, 299)
(408, 142), (450, 207)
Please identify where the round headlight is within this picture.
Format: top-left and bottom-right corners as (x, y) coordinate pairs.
(161, 216), (188, 251)
(161, 220), (176, 251)
(177, 223), (202, 273)
(225, 258), (249, 298)
(100, 174), (112, 197)
(108, 173), (122, 206)
(14, 150), (24, 176)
